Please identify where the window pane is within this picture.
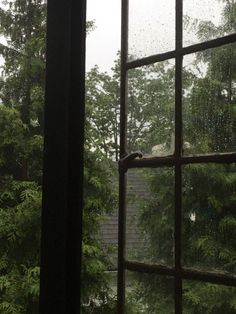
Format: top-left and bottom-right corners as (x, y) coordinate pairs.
(183, 0), (236, 47)
(183, 280), (236, 314)
(128, 0), (175, 60)
(183, 43), (236, 155)
(127, 61), (175, 156)
(126, 271), (174, 313)
(126, 168), (174, 266)
(183, 163), (236, 275)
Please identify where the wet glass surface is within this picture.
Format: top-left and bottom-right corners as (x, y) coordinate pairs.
(183, 280), (236, 314)
(183, 0), (236, 47)
(126, 168), (174, 266)
(183, 43), (236, 155)
(128, 0), (175, 60)
(183, 163), (236, 275)
(125, 271), (174, 313)
(127, 60), (175, 157)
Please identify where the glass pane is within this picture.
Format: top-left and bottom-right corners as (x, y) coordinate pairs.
(0, 1), (46, 313)
(127, 61), (175, 156)
(100, 175), (118, 269)
(183, 0), (236, 47)
(183, 43), (236, 155)
(84, 0), (122, 311)
(126, 168), (174, 266)
(183, 280), (236, 314)
(126, 271), (174, 313)
(128, 0), (175, 60)
(183, 163), (236, 275)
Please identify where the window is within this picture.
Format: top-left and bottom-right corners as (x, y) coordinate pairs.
(118, 0), (236, 313)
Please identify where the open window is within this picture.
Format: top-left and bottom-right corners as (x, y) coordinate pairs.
(118, 0), (236, 313)
(1, 0), (235, 313)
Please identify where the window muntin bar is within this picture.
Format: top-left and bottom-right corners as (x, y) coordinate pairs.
(174, 0), (183, 311)
(125, 261), (236, 287)
(119, 0), (236, 313)
(127, 33), (236, 70)
(118, 0), (129, 313)
(125, 152), (236, 169)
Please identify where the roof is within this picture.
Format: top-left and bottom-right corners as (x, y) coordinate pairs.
(101, 167), (149, 266)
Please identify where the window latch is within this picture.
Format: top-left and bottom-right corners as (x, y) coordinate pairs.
(118, 152), (143, 173)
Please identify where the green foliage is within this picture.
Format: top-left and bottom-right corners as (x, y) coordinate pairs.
(86, 63), (120, 160)
(1, 0), (236, 313)
(81, 153), (116, 310)
(0, 179), (41, 314)
(86, 58), (176, 159)
(125, 1), (236, 313)
(127, 61), (175, 154)
(126, 273), (174, 314)
(183, 282), (236, 314)
(135, 168), (174, 265)
(0, 1), (116, 313)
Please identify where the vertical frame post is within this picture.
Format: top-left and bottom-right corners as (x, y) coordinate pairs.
(118, 0), (129, 313)
(40, 0), (87, 313)
(175, 0), (183, 313)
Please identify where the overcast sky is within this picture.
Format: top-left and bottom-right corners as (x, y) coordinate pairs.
(86, 0), (223, 72)
(0, 0), (225, 72)
(86, 0), (121, 72)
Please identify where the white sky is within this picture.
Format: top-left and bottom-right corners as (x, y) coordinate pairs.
(0, 0), (226, 72)
(86, 0), (224, 72)
(86, 0), (121, 72)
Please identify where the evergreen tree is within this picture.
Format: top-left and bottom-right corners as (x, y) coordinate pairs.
(127, 1), (236, 313)
(0, 1), (116, 313)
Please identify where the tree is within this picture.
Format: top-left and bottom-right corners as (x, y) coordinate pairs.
(126, 1), (236, 313)
(1, 0), (236, 312)
(0, 1), (116, 313)
(86, 58), (176, 160)
(0, 2), (45, 311)
(86, 63), (120, 160)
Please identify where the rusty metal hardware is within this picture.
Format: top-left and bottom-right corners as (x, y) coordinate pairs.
(118, 152), (143, 173)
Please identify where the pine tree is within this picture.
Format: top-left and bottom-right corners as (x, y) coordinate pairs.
(0, 1), (116, 313)
(127, 1), (236, 312)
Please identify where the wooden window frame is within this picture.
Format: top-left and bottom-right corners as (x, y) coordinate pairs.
(40, 1), (87, 313)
